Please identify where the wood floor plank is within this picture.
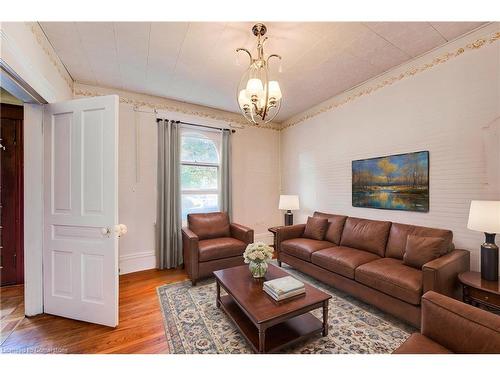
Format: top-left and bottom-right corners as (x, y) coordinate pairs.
(0, 268), (189, 353)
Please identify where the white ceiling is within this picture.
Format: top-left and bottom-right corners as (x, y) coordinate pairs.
(40, 22), (486, 122)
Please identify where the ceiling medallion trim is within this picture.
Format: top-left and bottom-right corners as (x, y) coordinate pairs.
(73, 87), (281, 131)
(28, 22), (74, 91)
(281, 30), (500, 131)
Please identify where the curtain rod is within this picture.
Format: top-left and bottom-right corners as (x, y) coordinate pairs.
(156, 118), (236, 133)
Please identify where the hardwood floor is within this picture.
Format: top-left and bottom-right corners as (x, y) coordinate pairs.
(1, 284), (25, 346)
(0, 268), (189, 354)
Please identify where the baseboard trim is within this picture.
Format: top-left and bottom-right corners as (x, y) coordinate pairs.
(119, 251), (157, 275)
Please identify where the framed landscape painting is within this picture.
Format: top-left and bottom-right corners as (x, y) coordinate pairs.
(352, 151), (429, 212)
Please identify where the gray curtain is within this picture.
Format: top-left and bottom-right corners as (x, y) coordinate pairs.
(157, 119), (182, 269)
(220, 129), (232, 219)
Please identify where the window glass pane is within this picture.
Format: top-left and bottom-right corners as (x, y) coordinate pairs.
(181, 165), (218, 190)
(181, 135), (219, 163)
(181, 194), (219, 220)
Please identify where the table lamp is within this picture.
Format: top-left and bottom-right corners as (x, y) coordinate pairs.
(279, 195), (300, 226)
(467, 200), (500, 281)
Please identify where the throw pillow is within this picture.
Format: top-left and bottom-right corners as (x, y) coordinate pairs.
(303, 216), (329, 241)
(403, 235), (446, 269)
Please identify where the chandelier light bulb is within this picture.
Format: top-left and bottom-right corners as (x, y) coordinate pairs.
(238, 89), (250, 107)
(268, 81), (282, 101)
(246, 78), (264, 98)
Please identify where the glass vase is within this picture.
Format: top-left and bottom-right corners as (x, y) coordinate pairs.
(249, 260), (268, 278)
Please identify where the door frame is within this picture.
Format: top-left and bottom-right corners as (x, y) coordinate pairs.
(2, 61), (49, 316)
(23, 103), (44, 316)
(0, 103), (24, 285)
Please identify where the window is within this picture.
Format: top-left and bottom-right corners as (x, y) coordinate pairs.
(180, 128), (221, 220)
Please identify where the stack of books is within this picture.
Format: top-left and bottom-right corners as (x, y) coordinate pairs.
(263, 276), (305, 301)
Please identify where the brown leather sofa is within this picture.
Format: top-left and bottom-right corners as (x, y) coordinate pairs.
(275, 212), (470, 328)
(394, 291), (500, 353)
(182, 212), (254, 285)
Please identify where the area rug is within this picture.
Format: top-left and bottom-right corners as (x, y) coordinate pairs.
(157, 263), (416, 354)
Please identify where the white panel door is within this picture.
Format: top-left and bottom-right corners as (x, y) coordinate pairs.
(43, 95), (119, 327)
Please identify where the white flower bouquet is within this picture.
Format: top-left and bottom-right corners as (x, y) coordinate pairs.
(243, 242), (274, 264)
(243, 242), (274, 278)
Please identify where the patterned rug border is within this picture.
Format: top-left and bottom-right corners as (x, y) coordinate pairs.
(156, 264), (415, 354)
(156, 280), (184, 354)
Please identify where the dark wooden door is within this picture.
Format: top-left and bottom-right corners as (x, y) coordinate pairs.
(1, 104), (24, 286)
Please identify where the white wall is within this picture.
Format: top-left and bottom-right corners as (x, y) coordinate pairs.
(75, 83), (282, 274)
(117, 106), (158, 274)
(280, 25), (500, 271)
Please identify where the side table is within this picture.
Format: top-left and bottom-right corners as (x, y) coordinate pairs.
(458, 271), (500, 314)
(268, 226), (283, 266)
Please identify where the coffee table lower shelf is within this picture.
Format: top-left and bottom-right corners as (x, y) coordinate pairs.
(218, 294), (323, 353)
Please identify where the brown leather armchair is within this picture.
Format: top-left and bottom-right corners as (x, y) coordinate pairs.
(182, 212), (254, 285)
(394, 291), (500, 353)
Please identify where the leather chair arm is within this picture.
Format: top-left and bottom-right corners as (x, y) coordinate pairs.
(275, 224), (306, 253)
(422, 249), (470, 299)
(182, 227), (199, 279)
(420, 291), (500, 353)
(230, 223), (254, 245)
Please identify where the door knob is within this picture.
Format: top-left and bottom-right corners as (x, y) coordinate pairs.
(101, 227), (112, 237)
(114, 224), (128, 237)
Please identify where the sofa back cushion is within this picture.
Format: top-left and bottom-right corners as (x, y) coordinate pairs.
(188, 212), (230, 240)
(340, 217), (391, 257)
(386, 223), (453, 260)
(303, 216), (329, 241)
(403, 235), (446, 269)
(313, 212), (348, 244)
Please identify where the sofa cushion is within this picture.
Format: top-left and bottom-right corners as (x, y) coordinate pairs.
(198, 237), (246, 262)
(340, 217), (391, 257)
(281, 238), (334, 261)
(355, 258), (423, 305)
(403, 235), (446, 269)
(188, 212), (230, 240)
(313, 212), (348, 245)
(311, 246), (380, 279)
(303, 216), (329, 241)
(393, 333), (452, 354)
(386, 222), (453, 260)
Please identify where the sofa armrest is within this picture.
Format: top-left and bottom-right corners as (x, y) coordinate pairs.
(421, 291), (500, 353)
(230, 223), (254, 245)
(422, 249), (470, 299)
(182, 227), (199, 279)
(275, 224), (306, 253)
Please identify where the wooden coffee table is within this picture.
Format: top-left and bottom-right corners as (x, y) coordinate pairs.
(213, 264), (331, 353)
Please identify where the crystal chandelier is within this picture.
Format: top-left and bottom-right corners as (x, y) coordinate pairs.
(236, 23), (282, 125)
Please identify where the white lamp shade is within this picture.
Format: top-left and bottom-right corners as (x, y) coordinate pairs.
(268, 81), (282, 100)
(238, 89), (250, 107)
(246, 78), (264, 97)
(467, 200), (500, 234)
(279, 195), (300, 210)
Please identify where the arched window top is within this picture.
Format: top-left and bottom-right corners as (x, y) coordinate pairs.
(180, 131), (219, 164)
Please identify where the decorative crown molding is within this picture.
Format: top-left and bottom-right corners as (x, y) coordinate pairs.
(281, 30), (500, 130)
(74, 86), (281, 131)
(27, 22), (74, 91)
